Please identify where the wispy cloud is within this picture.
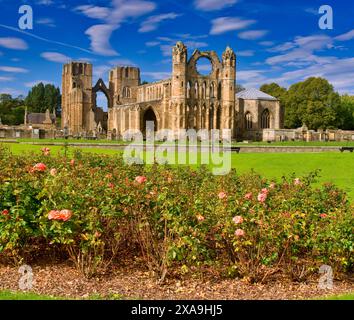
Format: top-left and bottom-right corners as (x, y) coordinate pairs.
(237, 50), (255, 57)
(85, 24), (120, 56)
(238, 30), (268, 40)
(0, 66), (28, 73)
(194, 0), (238, 11)
(210, 17), (256, 35)
(335, 29), (354, 41)
(36, 18), (56, 27)
(75, 0), (156, 56)
(41, 52), (71, 63)
(0, 37), (28, 50)
(0, 24), (92, 54)
(141, 72), (171, 80)
(139, 13), (181, 33)
(0, 76), (14, 82)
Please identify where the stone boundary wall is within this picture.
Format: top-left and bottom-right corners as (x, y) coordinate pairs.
(1, 141), (352, 153)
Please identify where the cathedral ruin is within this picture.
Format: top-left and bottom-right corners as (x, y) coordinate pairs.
(61, 41), (284, 140)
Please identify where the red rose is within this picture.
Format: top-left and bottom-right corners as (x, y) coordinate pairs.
(2, 209), (9, 216)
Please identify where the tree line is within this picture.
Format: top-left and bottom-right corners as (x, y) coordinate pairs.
(260, 77), (354, 130)
(0, 78), (353, 130)
(0, 82), (61, 125)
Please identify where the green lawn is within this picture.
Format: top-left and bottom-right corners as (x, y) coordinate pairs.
(4, 138), (354, 147)
(0, 290), (352, 300)
(3, 142), (354, 201)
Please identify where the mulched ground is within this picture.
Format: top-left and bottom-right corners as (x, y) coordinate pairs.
(0, 261), (353, 300)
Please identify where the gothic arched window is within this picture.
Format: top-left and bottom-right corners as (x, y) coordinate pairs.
(245, 112), (253, 129)
(195, 82), (199, 98)
(187, 81), (191, 98)
(202, 82), (206, 99)
(261, 109), (270, 129)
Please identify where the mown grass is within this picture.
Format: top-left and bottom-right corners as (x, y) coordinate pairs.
(7, 138), (354, 147)
(0, 290), (352, 300)
(3, 142), (354, 201)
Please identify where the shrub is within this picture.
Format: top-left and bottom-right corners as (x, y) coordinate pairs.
(0, 145), (352, 281)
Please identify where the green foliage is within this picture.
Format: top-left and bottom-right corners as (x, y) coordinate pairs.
(25, 83), (61, 115)
(0, 94), (26, 125)
(260, 77), (354, 130)
(0, 146), (352, 282)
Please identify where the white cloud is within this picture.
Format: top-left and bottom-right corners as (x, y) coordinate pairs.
(25, 80), (51, 88)
(139, 13), (181, 33)
(210, 17), (256, 35)
(85, 24), (120, 56)
(75, 0), (156, 56)
(237, 50), (255, 57)
(74, 5), (110, 20)
(109, 59), (136, 66)
(0, 87), (25, 96)
(238, 30), (268, 40)
(259, 41), (274, 46)
(41, 52), (71, 63)
(194, 0), (238, 11)
(141, 72), (171, 80)
(93, 65), (111, 79)
(0, 76), (14, 82)
(335, 29), (354, 41)
(0, 37), (28, 50)
(36, 0), (54, 5)
(0, 66), (28, 73)
(36, 18), (56, 27)
(266, 35), (333, 65)
(146, 41), (161, 47)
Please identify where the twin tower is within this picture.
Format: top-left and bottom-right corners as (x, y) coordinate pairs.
(61, 41), (237, 139)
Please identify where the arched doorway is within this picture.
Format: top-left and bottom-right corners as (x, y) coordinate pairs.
(142, 108), (158, 134)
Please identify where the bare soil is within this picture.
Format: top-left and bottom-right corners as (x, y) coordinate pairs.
(0, 261), (353, 300)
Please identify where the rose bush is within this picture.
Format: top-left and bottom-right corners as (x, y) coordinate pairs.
(0, 145), (352, 281)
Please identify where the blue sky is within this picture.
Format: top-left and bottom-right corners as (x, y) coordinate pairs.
(0, 0), (353, 108)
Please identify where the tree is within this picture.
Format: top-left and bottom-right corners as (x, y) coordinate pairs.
(0, 94), (26, 125)
(286, 77), (341, 130)
(338, 95), (354, 130)
(25, 82), (61, 115)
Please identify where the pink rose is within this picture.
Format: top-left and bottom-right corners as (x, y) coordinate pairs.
(70, 159), (75, 166)
(48, 209), (73, 222)
(58, 209), (73, 221)
(218, 192), (227, 200)
(320, 213), (328, 219)
(108, 182), (114, 189)
(235, 229), (245, 237)
(48, 210), (60, 220)
(258, 193), (267, 203)
(50, 168), (57, 176)
(261, 188), (269, 195)
(41, 147), (50, 156)
(294, 178), (301, 185)
(270, 182), (276, 189)
(232, 216), (244, 224)
(196, 214), (205, 222)
(2, 209), (9, 216)
(244, 192), (253, 200)
(33, 163), (47, 172)
(135, 176), (147, 184)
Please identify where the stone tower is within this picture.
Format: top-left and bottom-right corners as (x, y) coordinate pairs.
(221, 46), (236, 133)
(109, 66), (140, 105)
(61, 62), (93, 134)
(171, 41), (187, 131)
